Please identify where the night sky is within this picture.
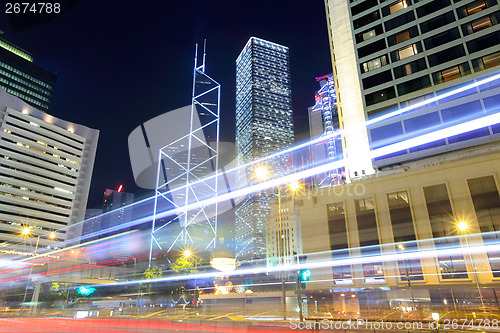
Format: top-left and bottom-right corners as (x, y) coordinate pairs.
(0, 1), (332, 208)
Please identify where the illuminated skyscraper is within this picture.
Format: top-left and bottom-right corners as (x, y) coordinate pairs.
(235, 37), (294, 262)
(325, 0), (500, 177)
(0, 37), (56, 112)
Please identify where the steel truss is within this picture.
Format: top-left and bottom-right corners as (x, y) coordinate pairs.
(149, 42), (220, 265)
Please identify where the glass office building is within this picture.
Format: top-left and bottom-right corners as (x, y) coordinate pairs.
(0, 37), (56, 112)
(235, 37), (294, 262)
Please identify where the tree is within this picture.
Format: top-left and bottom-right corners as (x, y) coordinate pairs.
(139, 266), (162, 294)
(171, 256), (201, 274)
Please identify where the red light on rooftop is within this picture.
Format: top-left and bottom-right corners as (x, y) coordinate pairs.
(117, 184), (123, 192)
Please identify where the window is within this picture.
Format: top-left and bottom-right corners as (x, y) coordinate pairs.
(391, 42), (422, 62)
(467, 30), (500, 53)
(472, 17), (493, 31)
(472, 50), (500, 71)
(428, 45), (466, 66)
(467, 0), (487, 15)
(351, 0), (379, 16)
(457, 0), (497, 18)
(365, 87), (396, 106)
(393, 58), (427, 78)
(420, 12), (455, 33)
(356, 25), (384, 43)
(423, 184), (455, 240)
(397, 75), (431, 95)
(390, 0), (408, 13)
(416, 0), (451, 17)
(438, 256), (468, 279)
(467, 176), (500, 233)
(385, 11), (415, 31)
(362, 70), (393, 89)
(398, 44), (418, 60)
(354, 10), (381, 29)
(424, 28), (460, 50)
(399, 258), (424, 280)
(328, 202), (353, 282)
(361, 55), (388, 73)
(387, 191), (416, 242)
(358, 39), (387, 58)
(432, 63), (470, 84)
(388, 26), (418, 45)
(396, 30), (411, 43)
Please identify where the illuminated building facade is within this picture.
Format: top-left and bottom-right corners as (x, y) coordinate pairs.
(298, 143), (500, 312)
(0, 37), (56, 112)
(325, 0), (500, 178)
(266, 196), (302, 269)
(235, 37), (294, 261)
(100, 186), (134, 234)
(0, 88), (98, 252)
(308, 74), (343, 188)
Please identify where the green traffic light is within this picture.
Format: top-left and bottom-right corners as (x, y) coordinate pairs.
(300, 269), (311, 281)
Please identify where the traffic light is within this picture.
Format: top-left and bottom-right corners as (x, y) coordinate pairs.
(299, 269), (311, 282)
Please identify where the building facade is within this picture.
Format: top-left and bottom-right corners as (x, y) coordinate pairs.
(235, 37), (294, 262)
(324, 0), (500, 179)
(298, 144), (500, 314)
(100, 187), (134, 234)
(0, 88), (98, 253)
(0, 37), (56, 112)
(266, 195), (303, 270)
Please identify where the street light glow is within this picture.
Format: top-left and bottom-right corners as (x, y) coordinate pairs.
(289, 180), (301, 192)
(458, 221), (468, 232)
(49, 233), (56, 240)
(183, 250), (192, 258)
(254, 165), (269, 180)
(21, 227), (30, 236)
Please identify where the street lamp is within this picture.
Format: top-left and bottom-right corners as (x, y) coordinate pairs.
(397, 244), (416, 316)
(255, 166), (302, 321)
(20, 227), (59, 316)
(457, 220), (486, 314)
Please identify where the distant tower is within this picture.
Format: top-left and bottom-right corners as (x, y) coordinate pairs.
(0, 37), (56, 112)
(149, 42), (220, 264)
(235, 37), (294, 262)
(308, 74), (343, 187)
(100, 185), (134, 233)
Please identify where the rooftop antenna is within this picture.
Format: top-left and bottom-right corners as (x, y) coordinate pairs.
(194, 43), (199, 76)
(202, 39), (207, 73)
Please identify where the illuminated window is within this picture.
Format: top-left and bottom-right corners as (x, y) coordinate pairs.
(390, 0), (407, 14)
(483, 51), (500, 68)
(472, 17), (492, 32)
(395, 30), (411, 44)
(361, 55), (388, 73)
(398, 44), (418, 60)
(467, 1), (487, 15)
(362, 29), (377, 41)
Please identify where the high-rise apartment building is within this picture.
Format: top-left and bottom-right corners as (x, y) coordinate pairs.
(324, 0), (500, 178)
(0, 37), (56, 112)
(235, 37), (294, 262)
(0, 88), (98, 253)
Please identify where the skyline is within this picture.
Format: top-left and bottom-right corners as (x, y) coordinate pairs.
(0, 1), (331, 207)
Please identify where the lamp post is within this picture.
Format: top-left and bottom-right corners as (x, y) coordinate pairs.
(397, 244), (416, 317)
(458, 221), (486, 314)
(255, 166), (301, 321)
(183, 249), (199, 306)
(20, 227), (58, 316)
